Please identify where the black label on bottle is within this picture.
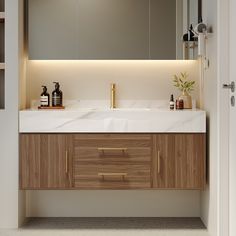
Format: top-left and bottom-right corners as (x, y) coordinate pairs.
(52, 96), (62, 106)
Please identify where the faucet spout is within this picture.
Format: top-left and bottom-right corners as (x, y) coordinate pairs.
(110, 83), (116, 109)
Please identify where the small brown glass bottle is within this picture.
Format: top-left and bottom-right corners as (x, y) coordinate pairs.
(176, 99), (179, 109)
(170, 94), (175, 110)
(179, 99), (184, 110)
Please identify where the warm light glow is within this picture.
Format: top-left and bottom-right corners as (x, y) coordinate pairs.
(28, 60), (197, 68)
(29, 60), (197, 63)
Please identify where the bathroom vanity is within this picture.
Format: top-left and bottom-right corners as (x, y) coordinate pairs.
(19, 108), (206, 190)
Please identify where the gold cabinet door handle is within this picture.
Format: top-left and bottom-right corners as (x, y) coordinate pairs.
(98, 173), (127, 181)
(157, 150), (161, 174)
(65, 150), (69, 175)
(98, 148), (127, 154)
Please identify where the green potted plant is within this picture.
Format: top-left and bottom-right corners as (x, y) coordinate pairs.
(173, 72), (195, 109)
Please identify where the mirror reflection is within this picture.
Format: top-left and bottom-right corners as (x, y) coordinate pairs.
(28, 0), (202, 60)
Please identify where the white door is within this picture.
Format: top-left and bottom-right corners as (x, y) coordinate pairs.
(229, 0), (236, 234)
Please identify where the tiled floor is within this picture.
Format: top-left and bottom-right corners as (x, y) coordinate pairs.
(0, 218), (209, 236)
(22, 217), (206, 230)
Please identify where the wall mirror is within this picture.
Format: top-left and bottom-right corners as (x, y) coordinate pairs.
(28, 0), (202, 60)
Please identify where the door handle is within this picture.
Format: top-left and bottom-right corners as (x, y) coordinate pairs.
(223, 82), (235, 92)
(98, 148), (127, 155)
(65, 150), (69, 175)
(98, 173), (127, 181)
(157, 150), (161, 174)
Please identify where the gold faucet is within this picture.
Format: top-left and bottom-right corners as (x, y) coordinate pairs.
(110, 83), (116, 109)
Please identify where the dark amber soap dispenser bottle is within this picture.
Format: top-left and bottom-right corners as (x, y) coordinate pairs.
(52, 82), (63, 107)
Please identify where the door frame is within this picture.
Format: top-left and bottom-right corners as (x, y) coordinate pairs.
(218, 0), (230, 235)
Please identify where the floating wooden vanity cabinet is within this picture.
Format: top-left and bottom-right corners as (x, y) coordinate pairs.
(20, 133), (206, 190)
(152, 134), (206, 189)
(20, 134), (73, 189)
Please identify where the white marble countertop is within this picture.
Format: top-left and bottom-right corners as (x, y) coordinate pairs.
(19, 101), (206, 133)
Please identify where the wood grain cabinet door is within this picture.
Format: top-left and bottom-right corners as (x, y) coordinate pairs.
(152, 134), (206, 190)
(20, 134), (73, 189)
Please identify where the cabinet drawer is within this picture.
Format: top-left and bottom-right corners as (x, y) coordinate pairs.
(74, 163), (151, 189)
(74, 147), (151, 163)
(73, 134), (152, 148)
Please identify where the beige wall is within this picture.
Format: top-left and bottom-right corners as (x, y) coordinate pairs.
(18, 0), (26, 226)
(0, 0), (20, 229)
(200, 0), (219, 235)
(26, 60), (199, 107)
(26, 190), (201, 217)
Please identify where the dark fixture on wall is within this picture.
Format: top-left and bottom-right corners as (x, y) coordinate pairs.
(198, 0), (202, 23)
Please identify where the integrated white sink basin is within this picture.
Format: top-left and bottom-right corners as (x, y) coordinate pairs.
(20, 108), (206, 133)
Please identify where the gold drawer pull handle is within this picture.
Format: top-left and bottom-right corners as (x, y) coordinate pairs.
(158, 150), (161, 174)
(98, 173), (127, 181)
(65, 150), (69, 175)
(98, 148), (127, 154)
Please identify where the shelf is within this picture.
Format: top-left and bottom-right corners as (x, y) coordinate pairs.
(0, 63), (5, 70)
(0, 12), (4, 22)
